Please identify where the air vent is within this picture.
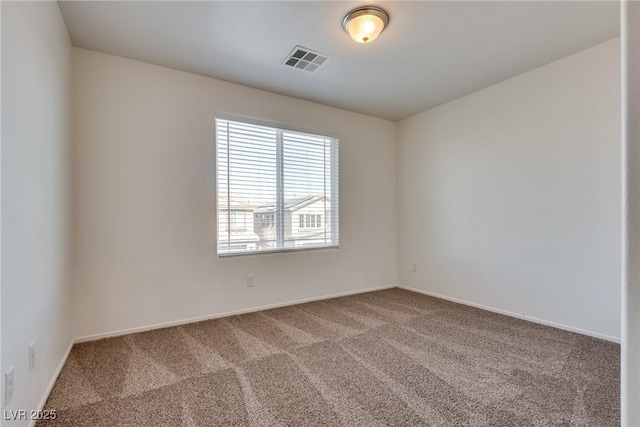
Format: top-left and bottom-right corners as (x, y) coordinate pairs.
(282, 46), (329, 72)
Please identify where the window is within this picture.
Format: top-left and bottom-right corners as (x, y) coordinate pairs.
(216, 115), (339, 256)
(256, 213), (275, 229)
(299, 214), (322, 229)
(228, 211), (247, 232)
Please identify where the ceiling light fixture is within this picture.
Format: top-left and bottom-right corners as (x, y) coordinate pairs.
(342, 6), (389, 44)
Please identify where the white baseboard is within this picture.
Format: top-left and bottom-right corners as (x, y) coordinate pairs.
(29, 340), (74, 427)
(74, 284), (396, 343)
(397, 285), (621, 344)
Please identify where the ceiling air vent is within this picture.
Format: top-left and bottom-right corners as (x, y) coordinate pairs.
(283, 46), (329, 72)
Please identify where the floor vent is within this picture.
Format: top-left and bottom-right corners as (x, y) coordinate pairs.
(283, 46), (328, 72)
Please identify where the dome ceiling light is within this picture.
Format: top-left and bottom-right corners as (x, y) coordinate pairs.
(342, 6), (390, 44)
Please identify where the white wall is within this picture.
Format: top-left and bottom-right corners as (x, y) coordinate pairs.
(72, 48), (397, 339)
(397, 39), (621, 341)
(622, 0), (640, 423)
(1, 1), (73, 422)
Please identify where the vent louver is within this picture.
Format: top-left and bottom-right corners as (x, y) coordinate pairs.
(283, 46), (329, 72)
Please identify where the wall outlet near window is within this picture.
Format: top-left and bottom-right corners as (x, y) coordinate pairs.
(412, 263), (417, 273)
(247, 274), (255, 287)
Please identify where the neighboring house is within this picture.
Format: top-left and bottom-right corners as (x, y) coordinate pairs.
(218, 195), (259, 252)
(254, 194), (332, 248)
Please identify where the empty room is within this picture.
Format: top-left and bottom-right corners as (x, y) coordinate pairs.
(2, 1), (639, 426)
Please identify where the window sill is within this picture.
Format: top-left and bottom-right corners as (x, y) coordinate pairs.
(217, 245), (339, 258)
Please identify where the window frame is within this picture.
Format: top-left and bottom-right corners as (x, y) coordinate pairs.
(215, 113), (339, 257)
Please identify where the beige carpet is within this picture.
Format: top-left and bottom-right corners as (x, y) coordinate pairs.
(38, 288), (619, 426)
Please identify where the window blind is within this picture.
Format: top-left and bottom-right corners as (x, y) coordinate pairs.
(216, 116), (339, 256)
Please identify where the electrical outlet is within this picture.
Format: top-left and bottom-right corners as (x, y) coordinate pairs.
(412, 263), (417, 272)
(5, 367), (14, 406)
(247, 274), (255, 287)
(29, 342), (36, 372)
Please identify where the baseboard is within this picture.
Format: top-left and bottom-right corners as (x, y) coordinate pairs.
(74, 284), (396, 343)
(398, 285), (621, 344)
(74, 283), (620, 344)
(28, 340), (74, 427)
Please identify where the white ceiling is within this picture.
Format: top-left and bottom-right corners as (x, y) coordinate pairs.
(58, 1), (620, 121)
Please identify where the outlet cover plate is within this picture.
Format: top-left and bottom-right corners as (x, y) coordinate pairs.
(5, 367), (14, 406)
(29, 342), (36, 372)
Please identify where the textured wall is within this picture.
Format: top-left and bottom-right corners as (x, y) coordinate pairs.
(397, 39), (621, 341)
(1, 1), (73, 421)
(71, 48), (397, 339)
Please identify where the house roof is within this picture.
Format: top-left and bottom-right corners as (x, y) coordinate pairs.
(218, 195), (254, 211)
(255, 194), (325, 213)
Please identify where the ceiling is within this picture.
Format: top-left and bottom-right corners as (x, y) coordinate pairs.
(58, 1), (620, 121)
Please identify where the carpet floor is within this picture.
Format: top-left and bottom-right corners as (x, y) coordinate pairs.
(38, 288), (619, 426)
